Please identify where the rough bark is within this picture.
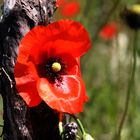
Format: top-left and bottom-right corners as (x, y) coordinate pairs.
(0, 0), (62, 139)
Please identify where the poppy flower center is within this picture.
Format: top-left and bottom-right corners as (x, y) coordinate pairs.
(51, 62), (61, 72)
(44, 57), (67, 83)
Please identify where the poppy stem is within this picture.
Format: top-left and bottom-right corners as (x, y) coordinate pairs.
(58, 121), (63, 135)
(58, 113), (64, 139)
(117, 30), (138, 140)
(71, 115), (86, 135)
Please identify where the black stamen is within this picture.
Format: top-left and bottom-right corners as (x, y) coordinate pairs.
(45, 57), (67, 83)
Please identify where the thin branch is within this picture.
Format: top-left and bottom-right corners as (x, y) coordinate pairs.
(0, 67), (13, 88)
(117, 31), (138, 140)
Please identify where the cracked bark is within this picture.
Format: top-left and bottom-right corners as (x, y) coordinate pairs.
(0, 0), (62, 140)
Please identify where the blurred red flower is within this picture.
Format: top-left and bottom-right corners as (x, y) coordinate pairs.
(56, 0), (65, 7)
(14, 20), (91, 114)
(99, 22), (117, 40)
(60, 1), (80, 17)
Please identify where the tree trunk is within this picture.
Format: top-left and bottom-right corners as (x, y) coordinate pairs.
(0, 0), (61, 139)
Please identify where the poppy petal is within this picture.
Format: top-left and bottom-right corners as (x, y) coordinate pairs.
(76, 57), (81, 77)
(17, 27), (50, 64)
(44, 20), (91, 57)
(14, 62), (38, 84)
(37, 75), (87, 114)
(60, 2), (80, 17)
(17, 81), (42, 107)
(17, 20), (91, 63)
(14, 62), (42, 106)
(56, 0), (65, 7)
(57, 54), (80, 76)
(99, 22), (117, 40)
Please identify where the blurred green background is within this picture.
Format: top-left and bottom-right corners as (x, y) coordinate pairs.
(0, 0), (140, 140)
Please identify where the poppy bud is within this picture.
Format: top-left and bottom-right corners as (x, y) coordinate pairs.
(121, 4), (140, 29)
(82, 133), (95, 140)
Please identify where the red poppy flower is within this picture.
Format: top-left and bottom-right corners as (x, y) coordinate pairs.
(99, 22), (117, 40)
(60, 2), (80, 17)
(14, 20), (91, 114)
(56, 0), (65, 7)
